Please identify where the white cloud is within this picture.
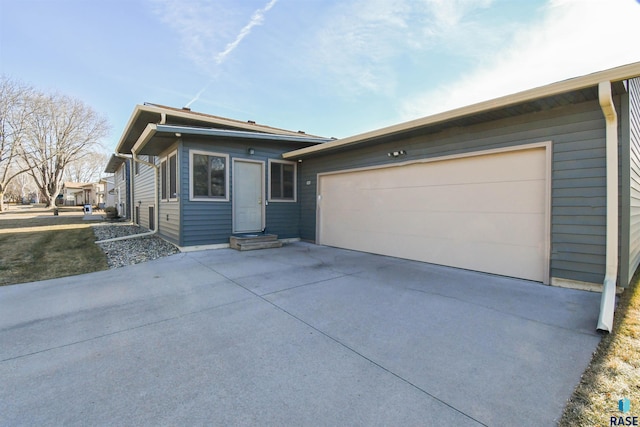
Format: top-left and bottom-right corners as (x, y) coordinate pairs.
(400, 0), (640, 120)
(310, 0), (494, 95)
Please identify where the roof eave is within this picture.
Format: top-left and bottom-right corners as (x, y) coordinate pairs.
(156, 124), (332, 144)
(131, 124), (332, 156)
(116, 104), (329, 155)
(104, 154), (127, 174)
(283, 61), (640, 159)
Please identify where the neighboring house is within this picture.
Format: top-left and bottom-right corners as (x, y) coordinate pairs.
(60, 182), (105, 206)
(108, 62), (640, 330)
(101, 176), (115, 209)
(104, 155), (131, 219)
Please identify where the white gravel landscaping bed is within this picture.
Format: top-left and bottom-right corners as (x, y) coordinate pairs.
(92, 223), (180, 268)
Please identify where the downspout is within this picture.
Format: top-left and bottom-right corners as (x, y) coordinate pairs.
(96, 152), (159, 243)
(596, 80), (619, 333)
(112, 153), (133, 222)
(99, 116), (165, 244)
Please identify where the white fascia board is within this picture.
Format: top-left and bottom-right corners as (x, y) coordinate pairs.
(283, 61), (640, 159)
(130, 124), (157, 155)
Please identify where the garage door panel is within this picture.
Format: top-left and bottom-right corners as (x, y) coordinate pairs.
(322, 228), (543, 280)
(326, 211), (544, 247)
(318, 147), (548, 282)
(323, 170), (546, 215)
(358, 149), (546, 188)
(359, 180), (545, 214)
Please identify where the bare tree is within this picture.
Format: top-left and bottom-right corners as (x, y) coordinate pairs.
(5, 171), (37, 203)
(21, 93), (110, 208)
(0, 76), (34, 211)
(64, 150), (111, 183)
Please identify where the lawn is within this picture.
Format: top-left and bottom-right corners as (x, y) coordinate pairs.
(0, 207), (108, 286)
(559, 273), (640, 426)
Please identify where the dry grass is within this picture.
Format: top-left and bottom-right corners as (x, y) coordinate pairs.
(0, 207), (108, 286)
(559, 273), (640, 426)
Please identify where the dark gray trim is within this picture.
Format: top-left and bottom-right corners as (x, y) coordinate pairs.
(156, 124), (332, 144)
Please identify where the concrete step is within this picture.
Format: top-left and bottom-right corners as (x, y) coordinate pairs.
(236, 240), (283, 251)
(230, 234), (281, 251)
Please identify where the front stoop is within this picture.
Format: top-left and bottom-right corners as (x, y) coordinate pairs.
(229, 234), (283, 251)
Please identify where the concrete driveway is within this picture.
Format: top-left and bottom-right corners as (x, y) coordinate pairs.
(0, 242), (601, 426)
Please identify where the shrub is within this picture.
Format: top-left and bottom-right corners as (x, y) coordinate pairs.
(105, 206), (118, 219)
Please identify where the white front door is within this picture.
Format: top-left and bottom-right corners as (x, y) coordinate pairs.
(233, 160), (264, 233)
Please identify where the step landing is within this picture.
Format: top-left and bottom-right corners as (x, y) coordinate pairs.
(230, 234), (282, 251)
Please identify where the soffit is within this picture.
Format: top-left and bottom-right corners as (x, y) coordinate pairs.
(283, 62), (638, 159)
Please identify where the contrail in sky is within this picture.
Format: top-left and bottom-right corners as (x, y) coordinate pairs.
(184, 0), (278, 109)
(216, 0), (278, 64)
(184, 80), (213, 109)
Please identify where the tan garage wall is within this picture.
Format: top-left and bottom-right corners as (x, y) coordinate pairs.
(317, 143), (551, 283)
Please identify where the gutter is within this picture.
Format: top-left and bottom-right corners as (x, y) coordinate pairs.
(108, 153), (134, 223)
(283, 62), (640, 159)
(96, 152), (159, 244)
(98, 115), (168, 244)
(596, 80), (619, 333)
(154, 124), (332, 144)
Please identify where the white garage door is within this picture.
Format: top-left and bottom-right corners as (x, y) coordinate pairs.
(318, 146), (549, 283)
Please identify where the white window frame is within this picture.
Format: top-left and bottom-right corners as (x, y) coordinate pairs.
(160, 151), (178, 202)
(160, 158), (168, 201)
(189, 149), (229, 202)
(268, 159), (297, 202)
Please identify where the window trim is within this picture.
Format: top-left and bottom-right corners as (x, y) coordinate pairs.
(160, 159), (168, 201)
(189, 149), (230, 202)
(268, 159), (297, 202)
(160, 150), (178, 202)
(168, 152), (177, 201)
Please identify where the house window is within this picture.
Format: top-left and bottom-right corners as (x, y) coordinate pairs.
(161, 151), (178, 201)
(169, 153), (177, 199)
(269, 160), (296, 202)
(160, 160), (167, 200)
(190, 150), (229, 201)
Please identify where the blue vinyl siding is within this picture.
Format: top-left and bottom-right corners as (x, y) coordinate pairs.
(625, 78), (640, 285)
(179, 139), (308, 247)
(157, 145), (180, 245)
(132, 159), (155, 230)
(113, 161), (130, 220)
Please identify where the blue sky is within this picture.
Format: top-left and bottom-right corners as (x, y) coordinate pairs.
(1, 0), (639, 152)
